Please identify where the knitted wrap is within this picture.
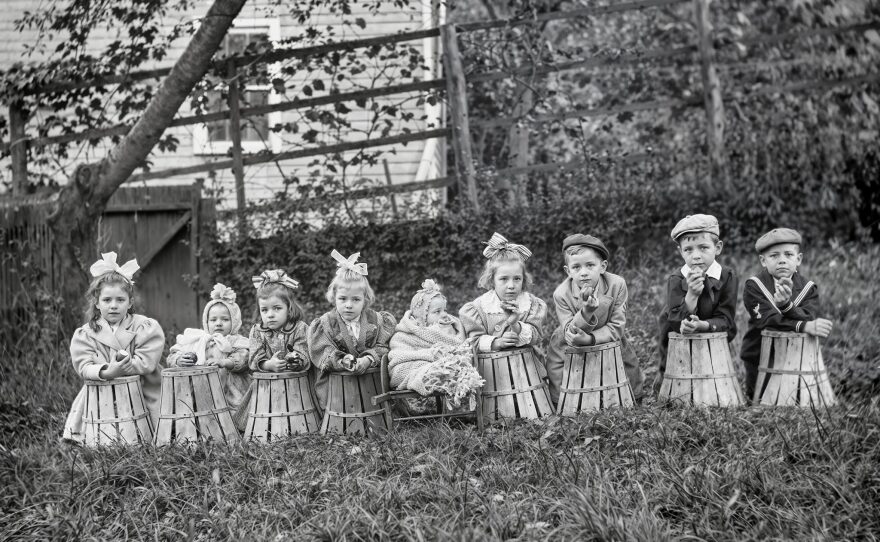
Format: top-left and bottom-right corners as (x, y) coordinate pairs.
(388, 311), (483, 406)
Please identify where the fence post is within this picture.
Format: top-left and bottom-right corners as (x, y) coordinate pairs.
(9, 101), (28, 195)
(441, 24), (480, 212)
(694, 0), (726, 191)
(227, 60), (248, 238)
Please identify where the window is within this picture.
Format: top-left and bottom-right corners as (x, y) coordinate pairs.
(193, 19), (281, 155)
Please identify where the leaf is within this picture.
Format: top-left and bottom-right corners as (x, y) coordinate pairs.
(354, 17), (366, 29)
(616, 111), (634, 123)
(312, 79), (325, 91)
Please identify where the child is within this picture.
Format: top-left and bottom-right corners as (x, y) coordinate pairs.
(307, 250), (397, 408)
(741, 228), (832, 399)
(546, 234), (644, 404)
(62, 252), (165, 442)
(655, 215), (738, 394)
(167, 283), (251, 429)
(459, 232), (547, 353)
(388, 279), (484, 407)
(248, 269), (310, 374)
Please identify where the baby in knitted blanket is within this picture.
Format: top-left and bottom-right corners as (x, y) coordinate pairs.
(388, 280), (484, 407)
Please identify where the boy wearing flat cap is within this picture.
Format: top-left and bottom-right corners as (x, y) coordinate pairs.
(655, 214), (738, 394)
(546, 234), (645, 404)
(741, 228), (832, 399)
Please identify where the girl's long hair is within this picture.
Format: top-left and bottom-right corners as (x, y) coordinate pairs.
(84, 272), (137, 332)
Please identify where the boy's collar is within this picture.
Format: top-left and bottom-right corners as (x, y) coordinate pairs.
(681, 260), (722, 280)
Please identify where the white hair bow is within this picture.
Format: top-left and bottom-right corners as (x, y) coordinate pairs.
(89, 252), (140, 281)
(331, 249), (368, 276)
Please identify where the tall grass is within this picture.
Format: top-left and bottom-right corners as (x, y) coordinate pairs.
(1, 243), (878, 540)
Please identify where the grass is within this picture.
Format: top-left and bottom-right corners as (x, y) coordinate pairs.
(1, 242), (879, 540)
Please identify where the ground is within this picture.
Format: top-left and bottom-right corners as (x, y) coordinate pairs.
(1, 243), (878, 540)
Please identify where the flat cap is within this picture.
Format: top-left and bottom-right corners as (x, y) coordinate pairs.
(755, 228), (802, 253)
(562, 234), (609, 260)
(670, 214), (720, 241)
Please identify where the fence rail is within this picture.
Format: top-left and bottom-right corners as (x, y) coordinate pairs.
(2, 3), (878, 213)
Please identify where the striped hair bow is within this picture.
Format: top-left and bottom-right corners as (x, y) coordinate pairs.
(89, 252), (140, 282)
(331, 249), (368, 276)
(482, 232), (532, 260)
(252, 269), (299, 290)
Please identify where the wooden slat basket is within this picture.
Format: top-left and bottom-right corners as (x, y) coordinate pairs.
(476, 347), (554, 421)
(658, 332), (744, 407)
(244, 370), (322, 441)
(154, 366), (241, 445)
(321, 368), (391, 436)
(755, 330), (836, 407)
(82, 375), (153, 446)
(559, 341), (634, 416)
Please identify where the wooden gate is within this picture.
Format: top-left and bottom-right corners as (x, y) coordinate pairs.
(0, 182), (215, 339)
(100, 184), (215, 333)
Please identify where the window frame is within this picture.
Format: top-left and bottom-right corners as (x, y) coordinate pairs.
(193, 17), (282, 156)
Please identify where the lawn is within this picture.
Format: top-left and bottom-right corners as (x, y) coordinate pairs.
(1, 243), (878, 540)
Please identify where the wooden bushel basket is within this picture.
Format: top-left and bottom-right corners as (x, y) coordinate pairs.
(82, 375), (153, 446)
(244, 370), (322, 441)
(658, 332), (744, 407)
(321, 368), (391, 436)
(154, 366), (241, 445)
(477, 347), (554, 421)
(559, 341), (634, 416)
(755, 330), (837, 407)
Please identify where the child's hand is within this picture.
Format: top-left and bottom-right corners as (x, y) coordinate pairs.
(580, 285), (599, 312)
(680, 315), (702, 334)
(101, 358), (133, 379)
(804, 318), (833, 338)
(491, 331), (519, 350)
(262, 354), (288, 373)
(774, 277), (793, 305)
(686, 269), (705, 296)
(215, 358), (235, 370)
(351, 356), (373, 375)
(179, 352), (198, 367)
(565, 326), (594, 347)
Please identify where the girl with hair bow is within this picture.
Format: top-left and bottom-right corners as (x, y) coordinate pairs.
(167, 283), (252, 430)
(459, 233), (548, 353)
(306, 250), (397, 409)
(62, 252), (166, 444)
(248, 269), (310, 375)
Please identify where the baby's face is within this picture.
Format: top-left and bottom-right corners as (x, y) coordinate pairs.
(425, 297), (448, 326)
(759, 243), (802, 279)
(207, 304), (232, 335)
(564, 248), (607, 291)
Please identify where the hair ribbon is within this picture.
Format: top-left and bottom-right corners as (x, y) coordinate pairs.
(89, 252), (139, 281)
(252, 269), (299, 290)
(482, 232), (532, 260)
(331, 249), (368, 276)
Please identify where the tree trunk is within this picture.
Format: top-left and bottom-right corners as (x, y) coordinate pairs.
(46, 0), (247, 329)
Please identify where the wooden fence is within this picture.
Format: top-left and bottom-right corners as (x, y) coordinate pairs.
(2, 0), (878, 217)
